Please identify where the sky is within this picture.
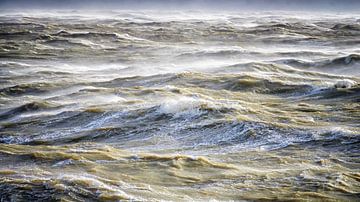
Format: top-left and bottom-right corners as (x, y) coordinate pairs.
(0, 0), (359, 11)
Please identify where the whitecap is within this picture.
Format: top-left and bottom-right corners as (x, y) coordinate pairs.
(159, 96), (204, 116)
(334, 79), (357, 88)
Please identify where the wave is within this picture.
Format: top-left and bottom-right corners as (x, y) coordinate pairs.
(43, 39), (94, 48)
(1, 95), (356, 154)
(331, 23), (360, 31)
(0, 178), (63, 201)
(279, 54), (360, 68)
(304, 83), (360, 100)
(247, 22), (360, 36)
(55, 30), (118, 39)
(53, 30), (151, 43)
(326, 54), (360, 66)
(103, 72), (315, 96)
(0, 83), (54, 96)
(0, 143), (237, 201)
(0, 22), (45, 29)
(176, 49), (252, 58)
(2, 119), (358, 156)
(0, 101), (55, 120)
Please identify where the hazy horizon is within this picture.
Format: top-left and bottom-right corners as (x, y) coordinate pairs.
(0, 0), (360, 11)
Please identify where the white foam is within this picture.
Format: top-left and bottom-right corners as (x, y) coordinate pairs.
(334, 79), (357, 88)
(159, 96), (204, 115)
(57, 173), (134, 200)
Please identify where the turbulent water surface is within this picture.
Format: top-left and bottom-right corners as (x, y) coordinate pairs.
(0, 10), (360, 201)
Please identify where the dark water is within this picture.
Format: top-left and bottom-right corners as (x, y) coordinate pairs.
(0, 10), (360, 201)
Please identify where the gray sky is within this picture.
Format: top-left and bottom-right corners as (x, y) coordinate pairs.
(0, 0), (359, 11)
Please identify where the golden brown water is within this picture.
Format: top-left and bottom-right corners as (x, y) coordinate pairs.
(0, 10), (359, 201)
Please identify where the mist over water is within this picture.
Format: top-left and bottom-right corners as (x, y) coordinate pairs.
(1, 0), (360, 11)
(0, 1), (360, 201)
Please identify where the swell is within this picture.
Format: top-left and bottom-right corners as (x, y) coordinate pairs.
(99, 72), (316, 96)
(0, 143), (237, 201)
(0, 180), (63, 201)
(100, 71), (359, 98)
(0, 83), (55, 96)
(246, 22), (360, 38)
(331, 23), (360, 31)
(304, 85), (360, 101)
(280, 54), (360, 68)
(0, 101), (56, 120)
(55, 30), (118, 38)
(1, 70), (358, 148)
(1, 99), (358, 154)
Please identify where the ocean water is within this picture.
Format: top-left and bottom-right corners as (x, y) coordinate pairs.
(0, 10), (359, 201)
